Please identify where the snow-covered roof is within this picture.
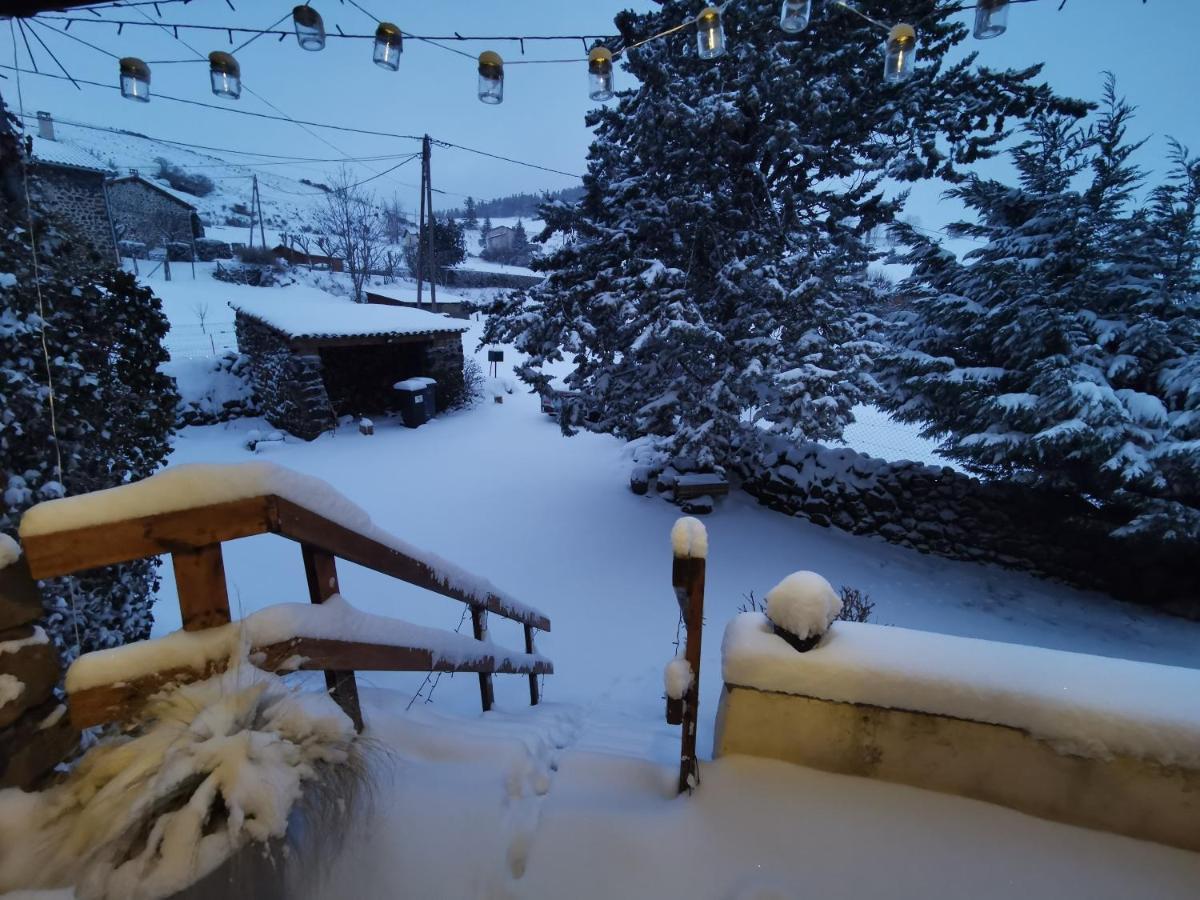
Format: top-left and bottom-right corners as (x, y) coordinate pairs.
(28, 138), (109, 174)
(230, 296), (468, 341)
(108, 174), (199, 209)
(363, 284), (470, 305)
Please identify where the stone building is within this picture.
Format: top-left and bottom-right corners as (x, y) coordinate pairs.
(484, 225), (515, 252)
(106, 174), (203, 250)
(232, 296), (468, 440)
(26, 121), (119, 264)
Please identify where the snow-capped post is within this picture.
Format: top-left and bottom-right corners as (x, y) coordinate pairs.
(301, 544), (363, 732)
(669, 516), (707, 794)
(765, 571), (842, 653)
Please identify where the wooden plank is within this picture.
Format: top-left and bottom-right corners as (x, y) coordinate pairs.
(472, 608), (495, 712)
(173, 544), (231, 632)
(21, 496), (274, 580)
(524, 624), (540, 706)
(673, 554), (706, 794)
(67, 638), (554, 729)
(301, 544), (363, 732)
(270, 496), (551, 631)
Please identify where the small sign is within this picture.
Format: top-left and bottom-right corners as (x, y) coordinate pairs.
(488, 350), (504, 362)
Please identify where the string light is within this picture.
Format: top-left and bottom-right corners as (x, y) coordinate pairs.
(118, 56), (150, 102)
(587, 46), (615, 101)
(696, 6), (726, 60)
(292, 5), (326, 52)
(208, 50), (241, 99)
(478, 50), (503, 104)
(883, 23), (917, 82)
(778, 0), (812, 34)
(373, 22), (403, 70)
(973, 0), (1009, 38)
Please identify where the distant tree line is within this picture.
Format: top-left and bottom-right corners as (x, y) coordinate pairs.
(444, 186), (584, 222)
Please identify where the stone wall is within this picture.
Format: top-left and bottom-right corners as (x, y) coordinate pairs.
(0, 555), (76, 789)
(425, 332), (467, 409)
(739, 442), (1198, 617)
(30, 164), (117, 264)
(107, 178), (201, 250)
(447, 268), (543, 290)
(234, 313), (335, 441)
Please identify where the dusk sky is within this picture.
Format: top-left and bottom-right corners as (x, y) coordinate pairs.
(5, 1), (1197, 225)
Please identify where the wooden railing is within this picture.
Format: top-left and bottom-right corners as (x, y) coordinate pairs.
(20, 492), (551, 731)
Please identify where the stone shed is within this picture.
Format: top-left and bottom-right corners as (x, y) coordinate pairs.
(232, 297), (468, 440)
(26, 134), (118, 265)
(106, 174), (203, 250)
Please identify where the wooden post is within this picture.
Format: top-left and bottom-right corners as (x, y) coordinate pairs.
(524, 624), (540, 706)
(672, 534), (706, 794)
(424, 135), (438, 314)
(416, 136), (428, 307)
(172, 544), (231, 632)
(471, 607), (495, 712)
(301, 544), (363, 732)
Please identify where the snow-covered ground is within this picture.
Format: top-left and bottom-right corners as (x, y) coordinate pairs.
(9, 268), (1199, 898)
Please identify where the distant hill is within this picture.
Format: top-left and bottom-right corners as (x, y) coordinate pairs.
(444, 186), (584, 221)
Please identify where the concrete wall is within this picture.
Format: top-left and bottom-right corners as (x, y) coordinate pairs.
(714, 684), (1200, 852)
(29, 165), (117, 264)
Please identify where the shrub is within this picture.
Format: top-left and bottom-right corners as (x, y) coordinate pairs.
(235, 245), (279, 266)
(154, 156), (215, 197)
(194, 238), (233, 261)
(739, 585), (874, 623)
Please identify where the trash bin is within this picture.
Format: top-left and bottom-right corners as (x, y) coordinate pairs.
(393, 376), (438, 428)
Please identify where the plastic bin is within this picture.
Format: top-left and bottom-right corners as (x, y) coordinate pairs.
(393, 377), (438, 428)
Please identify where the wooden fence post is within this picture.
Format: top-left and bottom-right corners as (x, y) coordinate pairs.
(471, 607), (495, 712)
(301, 544), (363, 732)
(671, 520), (706, 794)
(172, 544), (231, 632)
(524, 624), (540, 706)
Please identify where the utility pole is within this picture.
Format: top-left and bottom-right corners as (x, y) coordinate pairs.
(247, 175), (266, 249)
(416, 138), (427, 307)
(415, 134), (438, 312)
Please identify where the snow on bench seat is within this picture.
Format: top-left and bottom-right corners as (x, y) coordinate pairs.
(20, 462), (547, 627)
(722, 613), (1200, 768)
(66, 594), (550, 694)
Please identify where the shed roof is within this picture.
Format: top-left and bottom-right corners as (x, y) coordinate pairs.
(108, 174), (199, 210)
(231, 296), (468, 342)
(28, 138), (109, 174)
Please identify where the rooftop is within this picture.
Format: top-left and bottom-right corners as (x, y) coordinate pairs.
(230, 295), (469, 341)
(109, 174), (200, 209)
(28, 137), (109, 174)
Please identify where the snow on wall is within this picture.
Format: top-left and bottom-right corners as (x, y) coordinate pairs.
(19, 461), (547, 623)
(722, 614), (1200, 767)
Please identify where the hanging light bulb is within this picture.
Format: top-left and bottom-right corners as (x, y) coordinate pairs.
(587, 47), (615, 102)
(696, 6), (726, 60)
(778, 0), (812, 34)
(292, 5), (326, 51)
(883, 23), (916, 83)
(478, 51), (504, 104)
(119, 57), (151, 102)
(973, 0), (1009, 39)
(374, 22), (403, 70)
(208, 51), (242, 99)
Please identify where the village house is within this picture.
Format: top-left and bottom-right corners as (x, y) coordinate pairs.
(25, 112), (118, 264)
(483, 224), (515, 252)
(106, 173), (203, 252)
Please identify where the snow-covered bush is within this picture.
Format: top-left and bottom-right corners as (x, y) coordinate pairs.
(1, 111), (178, 662)
(153, 157), (214, 198)
(765, 572), (842, 651)
(454, 357), (486, 409)
(0, 667), (359, 900)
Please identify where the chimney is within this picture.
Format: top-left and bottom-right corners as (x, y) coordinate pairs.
(36, 111), (55, 142)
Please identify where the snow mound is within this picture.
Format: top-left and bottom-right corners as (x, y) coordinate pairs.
(0, 667), (355, 900)
(765, 571), (841, 641)
(664, 656), (694, 700)
(723, 614), (1200, 767)
(670, 516), (708, 560)
(0, 533), (19, 568)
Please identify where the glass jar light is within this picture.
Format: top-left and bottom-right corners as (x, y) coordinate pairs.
(209, 51), (241, 99)
(973, 0), (1008, 39)
(119, 57), (151, 102)
(292, 5), (325, 51)
(588, 47), (615, 102)
(374, 22), (403, 70)
(478, 50), (504, 104)
(778, 0), (812, 34)
(883, 23), (916, 83)
(696, 6), (725, 60)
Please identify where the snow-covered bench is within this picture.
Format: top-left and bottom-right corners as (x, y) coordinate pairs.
(716, 614), (1200, 852)
(19, 462), (552, 730)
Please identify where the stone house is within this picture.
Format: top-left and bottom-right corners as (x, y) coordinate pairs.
(106, 174), (203, 251)
(484, 225), (515, 252)
(231, 296), (468, 440)
(26, 117), (119, 264)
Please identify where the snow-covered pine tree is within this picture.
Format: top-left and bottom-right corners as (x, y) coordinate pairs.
(464, 196), (479, 229)
(0, 103), (178, 663)
(485, 0), (1083, 470)
(880, 80), (1200, 539)
(479, 215), (492, 252)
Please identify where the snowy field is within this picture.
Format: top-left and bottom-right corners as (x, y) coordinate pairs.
(10, 270), (1199, 898)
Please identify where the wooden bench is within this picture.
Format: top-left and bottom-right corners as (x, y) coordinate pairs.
(673, 473), (730, 501)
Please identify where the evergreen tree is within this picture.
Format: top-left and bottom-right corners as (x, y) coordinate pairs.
(479, 215), (493, 251)
(879, 81), (1200, 538)
(404, 214), (467, 285)
(0, 105), (178, 662)
(464, 196), (479, 229)
(485, 0), (1082, 469)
